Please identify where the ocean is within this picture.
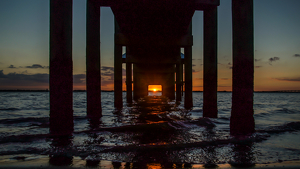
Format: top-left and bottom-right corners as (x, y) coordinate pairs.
(0, 91), (299, 168)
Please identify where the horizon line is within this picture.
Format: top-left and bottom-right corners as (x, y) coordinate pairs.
(0, 89), (300, 93)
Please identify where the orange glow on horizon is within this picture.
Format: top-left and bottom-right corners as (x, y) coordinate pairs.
(148, 85), (162, 92)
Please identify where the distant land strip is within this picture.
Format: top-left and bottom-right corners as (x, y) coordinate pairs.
(0, 90), (300, 93)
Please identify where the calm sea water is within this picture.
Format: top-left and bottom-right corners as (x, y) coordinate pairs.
(0, 91), (300, 168)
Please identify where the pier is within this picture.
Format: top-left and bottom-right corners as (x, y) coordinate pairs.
(50, 0), (254, 135)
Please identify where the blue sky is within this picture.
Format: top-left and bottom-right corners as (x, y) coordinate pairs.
(0, 0), (300, 91)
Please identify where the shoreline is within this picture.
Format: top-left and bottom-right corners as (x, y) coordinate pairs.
(1, 155), (300, 169)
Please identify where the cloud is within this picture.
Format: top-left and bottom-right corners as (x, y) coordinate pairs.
(192, 69), (200, 73)
(25, 64), (47, 69)
(273, 77), (300, 82)
(218, 85), (231, 87)
(0, 70), (7, 78)
(255, 59), (261, 62)
(8, 65), (17, 69)
(268, 57), (280, 65)
(100, 66), (126, 86)
(293, 54), (300, 57)
(0, 70), (96, 89)
(101, 66), (114, 72)
(73, 74), (86, 84)
(0, 67), (127, 89)
(269, 57), (279, 62)
(0, 71), (49, 83)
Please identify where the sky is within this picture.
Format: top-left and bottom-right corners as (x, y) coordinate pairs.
(0, 0), (300, 91)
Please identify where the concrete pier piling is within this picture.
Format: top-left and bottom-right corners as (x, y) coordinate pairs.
(184, 23), (193, 109)
(114, 19), (123, 108)
(184, 46), (193, 109)
(126, 47), (132, 103)
(49, 0), (73, 135)
(86, 0), (101, 117)
(176, 59), (182, 102)
(230, 0), (255, 135)
(203, 6), (218, 118)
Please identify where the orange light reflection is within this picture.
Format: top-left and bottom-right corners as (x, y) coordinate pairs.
(147, 163), (162, 169)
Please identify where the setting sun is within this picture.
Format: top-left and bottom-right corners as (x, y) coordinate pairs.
(148, 85), (162, 92)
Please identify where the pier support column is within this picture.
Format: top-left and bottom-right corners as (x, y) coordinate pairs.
(163, 70), (175, 100)
(86, 0), (101, 117)
(184, 23), (193, 109)
(126, 47), (132, 103)
(230, 0), (255, 135)
(114, 19), (123, 108)
(203, 6), (218, 118)
(133, 64), (139, 101)
(176, 62), (182, 102)
(50, 0), (73, 135)
(170, 66), (176, 100)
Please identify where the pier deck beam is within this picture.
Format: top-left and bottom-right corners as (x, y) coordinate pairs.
(114, 19), (123, 108)
(50, 0), (73, 135)
(230, 0), (255, 135)
(203, 6), (218, 118)
(86, 0), (101, 117)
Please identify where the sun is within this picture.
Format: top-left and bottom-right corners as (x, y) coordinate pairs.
(153, 89), (157, 92)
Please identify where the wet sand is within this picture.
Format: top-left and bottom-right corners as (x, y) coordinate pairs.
(0, 155), (300, 169)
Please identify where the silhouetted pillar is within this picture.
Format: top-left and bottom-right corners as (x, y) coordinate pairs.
(141, 82), (148, 97)
(176, 62), (182, 102)
(163, 65), (175, 100)
(50, 0), (73, 135)
(184, 22), (193, 109)
(114, 19), (123, 108)
(133, 64), (139, 101)
(181, 62), (184, 97)
(49, 136), (73, 166)
(203, 6), (218, 118)
(126, 47), (132, 103)
(170, 66), (176, 100)
(230, 0), (255, 135)
(86, 0), (101, 117)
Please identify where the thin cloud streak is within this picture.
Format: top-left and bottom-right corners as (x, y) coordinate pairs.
(293, 54), (300, 57)
(273, 77), (300, 82)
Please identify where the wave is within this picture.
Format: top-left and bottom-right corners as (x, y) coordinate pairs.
(0, 107), (19, 111)
(0, 117), (48, 125)
(257, 121), (300, 134)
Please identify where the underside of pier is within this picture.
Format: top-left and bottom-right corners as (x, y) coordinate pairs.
(49, 0), (254, 136)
